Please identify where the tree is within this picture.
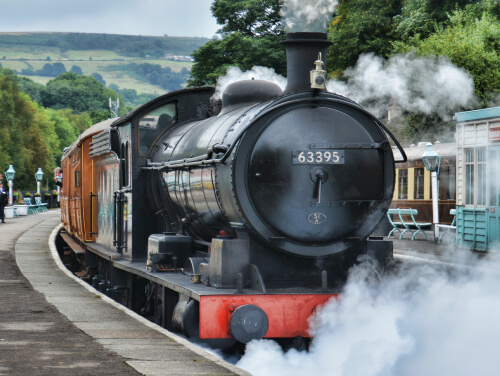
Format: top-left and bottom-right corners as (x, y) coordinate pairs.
(327, 0), (403, 76)
(393, 8), (500, 106)
(40, 72), (118, 114)
(36, 62), (67, 77)
(56, 108), (92, 134)
(188, 0), (285, 86)
(387, 3), (500, 142)
(392, 0), (437, 42)
(0, 71), (56, 190)
(45, 109), (79, 165)
(70, 65), (83, 75)
(392, 0), (478, 42)
(16, 76), (43, 103)
(91, 72), (106, 86)
(211, 0), (283, 36)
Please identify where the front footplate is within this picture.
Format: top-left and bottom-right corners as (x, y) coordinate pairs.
(199, 294), (337, 340)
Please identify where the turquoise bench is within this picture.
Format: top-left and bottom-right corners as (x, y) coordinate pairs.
(387, 208), (432, 240)
(23, 197), (39, 214)
(34, 196), (48, 212)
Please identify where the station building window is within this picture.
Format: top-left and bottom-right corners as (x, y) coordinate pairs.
(465, 147), (486, 206)
(477, 148), (486, 205)
(398, 169), (408, 199)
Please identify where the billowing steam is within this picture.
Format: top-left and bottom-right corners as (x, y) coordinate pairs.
(213, 52), (476, 121)
(327, 53), (478, 120)
(237, 253), (500, 376)
(212, 66), (286, 100)
(280, 0), (339, 32)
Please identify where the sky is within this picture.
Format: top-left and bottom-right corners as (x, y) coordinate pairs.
(0, 0), (219, 38)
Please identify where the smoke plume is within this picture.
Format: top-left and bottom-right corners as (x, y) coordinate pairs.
(327, 53), (478, 121)
(237, 252), (500, 376)
(212, 66), (286, 101)
(280, 0), (339, 33)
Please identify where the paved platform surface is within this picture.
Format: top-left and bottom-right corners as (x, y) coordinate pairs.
(0, 210), (246, 376)
(389, 229), (482, 268)
(0, 209), (466, 376)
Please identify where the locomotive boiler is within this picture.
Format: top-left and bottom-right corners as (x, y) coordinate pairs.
(59, 32), (405, 346)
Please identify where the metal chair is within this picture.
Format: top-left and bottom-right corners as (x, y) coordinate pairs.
(34, 196), (48, 212)
(436, 209), (457, 244)
(23, 197), (39, 214)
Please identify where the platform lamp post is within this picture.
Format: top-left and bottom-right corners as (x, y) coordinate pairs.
(422, 143), (441, 240)
(5, 165), (15, 206)
(35, 168), (44, 195)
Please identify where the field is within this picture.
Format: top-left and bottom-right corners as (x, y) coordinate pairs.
(0, 58), (192, 94)
(0, 32), (204, 95)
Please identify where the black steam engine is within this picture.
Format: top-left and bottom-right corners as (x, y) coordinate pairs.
(60, 32), (405, 346)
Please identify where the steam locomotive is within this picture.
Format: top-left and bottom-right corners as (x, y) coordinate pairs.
(59, 32), (405, 347)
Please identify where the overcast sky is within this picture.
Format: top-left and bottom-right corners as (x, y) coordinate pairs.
(0, 0), (219, 38)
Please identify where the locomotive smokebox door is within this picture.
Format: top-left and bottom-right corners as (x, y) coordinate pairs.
(147, 233), (192, 268)
(234, 102), (394, 257)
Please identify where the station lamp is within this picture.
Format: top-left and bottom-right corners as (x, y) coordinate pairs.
(422, 143), (441, 174)
(35, 167), (44, 195)
(5, 165), (15, 205)
(422, 143), (441, 239)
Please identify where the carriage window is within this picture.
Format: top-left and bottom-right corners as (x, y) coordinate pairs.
(138, 102), (177, 156)
(75, 171), (81, 187)
(414, 168), (424, 199)
(438, 165), (456, 200)
(398, 169), (408, 199)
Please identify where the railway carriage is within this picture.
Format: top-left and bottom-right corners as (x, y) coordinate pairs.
(391, 142), (457, 225)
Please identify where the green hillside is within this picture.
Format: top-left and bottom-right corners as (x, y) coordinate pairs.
(0, 32), (209, 96)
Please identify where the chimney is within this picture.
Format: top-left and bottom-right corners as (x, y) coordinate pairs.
(281, 32), (333, 94)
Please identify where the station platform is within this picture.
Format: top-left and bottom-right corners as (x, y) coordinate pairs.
(0, 210), (246, 376)
(389, 230), (483, 269)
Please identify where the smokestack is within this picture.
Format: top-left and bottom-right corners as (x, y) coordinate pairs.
(281, 32), (333, 94)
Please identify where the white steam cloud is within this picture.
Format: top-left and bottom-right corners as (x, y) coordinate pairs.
(213, 66), (286, 101)
(213, 54), (476, 122)
(280, 0), (339, 33)
(237, 253), (500, 375)
(327, 53), (478, 120)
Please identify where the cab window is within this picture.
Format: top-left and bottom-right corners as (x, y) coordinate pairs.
(138, 102), (177, 155)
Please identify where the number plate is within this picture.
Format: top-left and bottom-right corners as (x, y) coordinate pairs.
(292, 150), (345, 165)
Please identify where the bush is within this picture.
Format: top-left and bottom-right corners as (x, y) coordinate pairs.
(13, 191), (24, 205)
